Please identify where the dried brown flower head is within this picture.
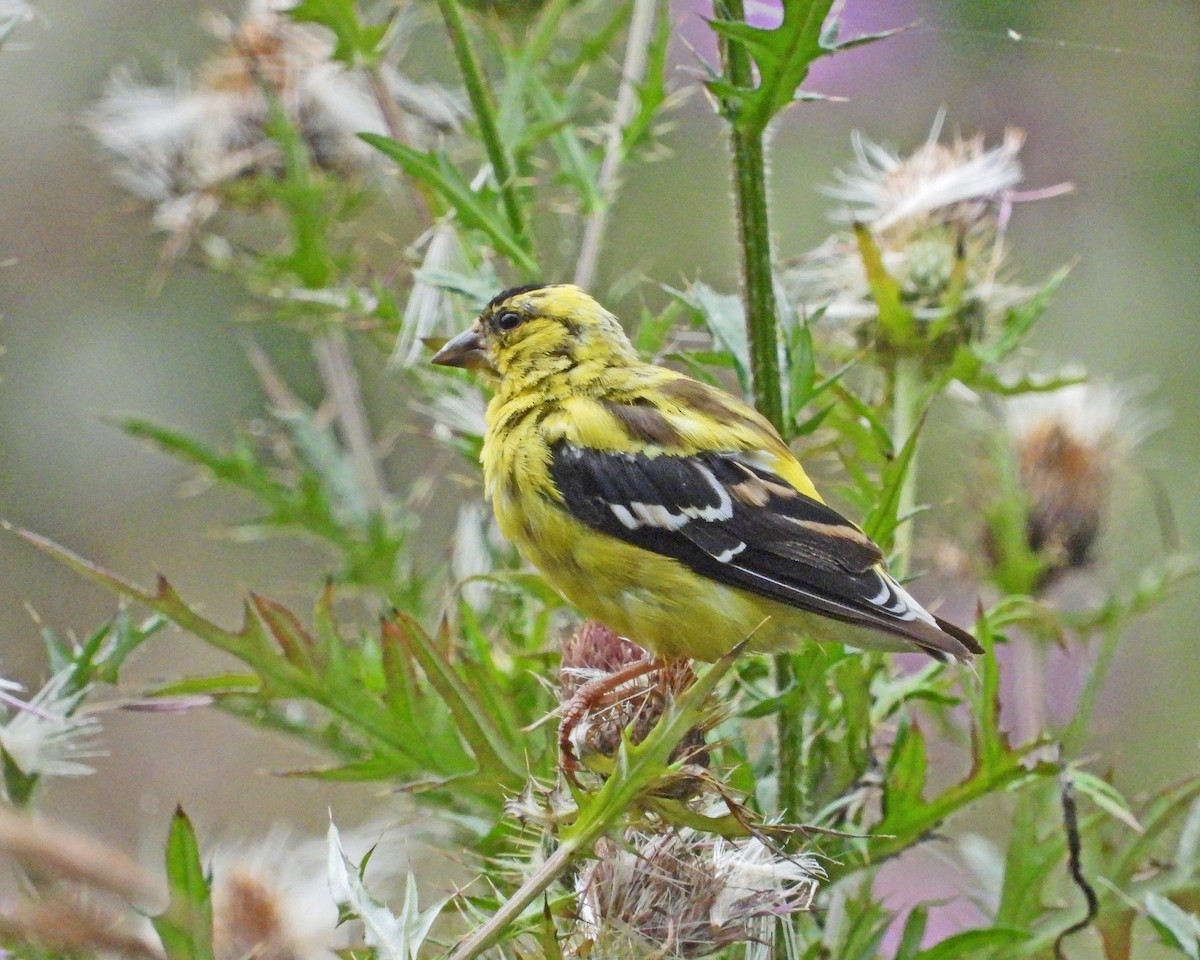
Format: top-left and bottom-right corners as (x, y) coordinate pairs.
(87, 0), (464, 245)
(1002, 383), (1146, 581)
(560, 622), (708, 772)
(214, 869), (314, 960)
(576, 829), (820, 959)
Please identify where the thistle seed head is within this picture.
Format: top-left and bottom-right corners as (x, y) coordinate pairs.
(560, 623), (708, 772)
(576, 829), (821, 959)
(787, 115), (1068, 347)
(1002, 382), (1149, 580)
(87, 0), (464, 245)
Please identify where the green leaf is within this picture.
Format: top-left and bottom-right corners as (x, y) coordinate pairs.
(382, 613), (524, 787)
(1111, 776), (1200, 887)
(862, 409), (925, 549)
(288, 0), (390, 65)
(360, 136), (538, 274)
(149, 674), (261, 697)
(1175, 796), (1200, 875)
(634, 301), (682, 356)
(1145, 894), (1200, 959)
(1069, 769), (1144, 833)
(912, 927), (1029, 960)
(151, 808), (213, 960)
(894, 907), (928, 960)
(707, 0), (836, 135)
(884, 720), (928, 818)
(677, 282), (751, 394)
(328, 823), (448, 960)
(252, 593), (319, 673)
(853, 221), (917, 348)
(974, 266), (1071, 365)
(996, 781), (1065, 928)
(622, 0), (673, 153)
(11, 529), (434, 774)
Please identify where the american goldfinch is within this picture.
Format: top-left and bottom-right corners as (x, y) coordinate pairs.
(432, 284), (979, 662)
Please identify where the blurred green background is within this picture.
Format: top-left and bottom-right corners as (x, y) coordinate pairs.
(0, 0), (1196, 856)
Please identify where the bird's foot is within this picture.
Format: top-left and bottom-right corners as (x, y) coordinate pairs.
(558, 655), (662, 777)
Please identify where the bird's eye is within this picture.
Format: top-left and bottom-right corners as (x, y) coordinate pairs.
(496, 310), (523, 331)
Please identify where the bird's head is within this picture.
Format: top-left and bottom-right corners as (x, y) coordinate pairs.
(431, 284), (637, 380)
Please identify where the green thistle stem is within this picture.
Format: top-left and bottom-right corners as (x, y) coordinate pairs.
(891, 354), (922, 577)
(714, 0), (798, 827)
(434, 0), (530, 263)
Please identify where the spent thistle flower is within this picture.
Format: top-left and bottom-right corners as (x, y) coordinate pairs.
(576, 829), (820, 959)
(786, 115), (1068, 352)
(992, 382), (1150, 587)
(0, 667), (103, 779)
(560, 622), (708, 773)
(212, 830), (339, 960)
(213, 822), (417, 960)
(87, 0), (464, 247)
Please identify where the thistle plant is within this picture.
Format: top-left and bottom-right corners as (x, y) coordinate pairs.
(2, 2), (1198, 960)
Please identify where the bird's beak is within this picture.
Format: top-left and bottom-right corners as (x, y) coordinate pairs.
(430, 326), (493, 373)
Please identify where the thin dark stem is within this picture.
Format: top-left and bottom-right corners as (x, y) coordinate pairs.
(433, 0), (530, 261)
(1054, 774), (1099, 960)
(715, 0), (797, 823)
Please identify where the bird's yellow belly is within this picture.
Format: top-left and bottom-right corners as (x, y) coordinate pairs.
(495, 490), (819, 661)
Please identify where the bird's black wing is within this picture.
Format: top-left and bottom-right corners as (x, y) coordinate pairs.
(548, 442), (979, 658)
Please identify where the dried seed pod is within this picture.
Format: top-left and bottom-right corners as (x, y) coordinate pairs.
(577, 829), (820, 959)
(999, 383), (1148, 586)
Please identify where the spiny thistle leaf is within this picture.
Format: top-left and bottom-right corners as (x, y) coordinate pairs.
(327, 822), (448, 960)
(382, 613), (525, 787)
(151, 808), (213, 960)
(360, 135), (538, 274)
(707, 0), (835, 135)
(288, 0), (391, 65)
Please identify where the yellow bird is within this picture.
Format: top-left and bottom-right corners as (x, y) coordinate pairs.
(432, 284), (979, 663)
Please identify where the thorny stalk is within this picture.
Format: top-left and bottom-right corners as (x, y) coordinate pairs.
(573, 0), (659, 289)
(447, 836), (579, 960)
(433, 0), (530, 263)
(714, 0), (799, 825)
